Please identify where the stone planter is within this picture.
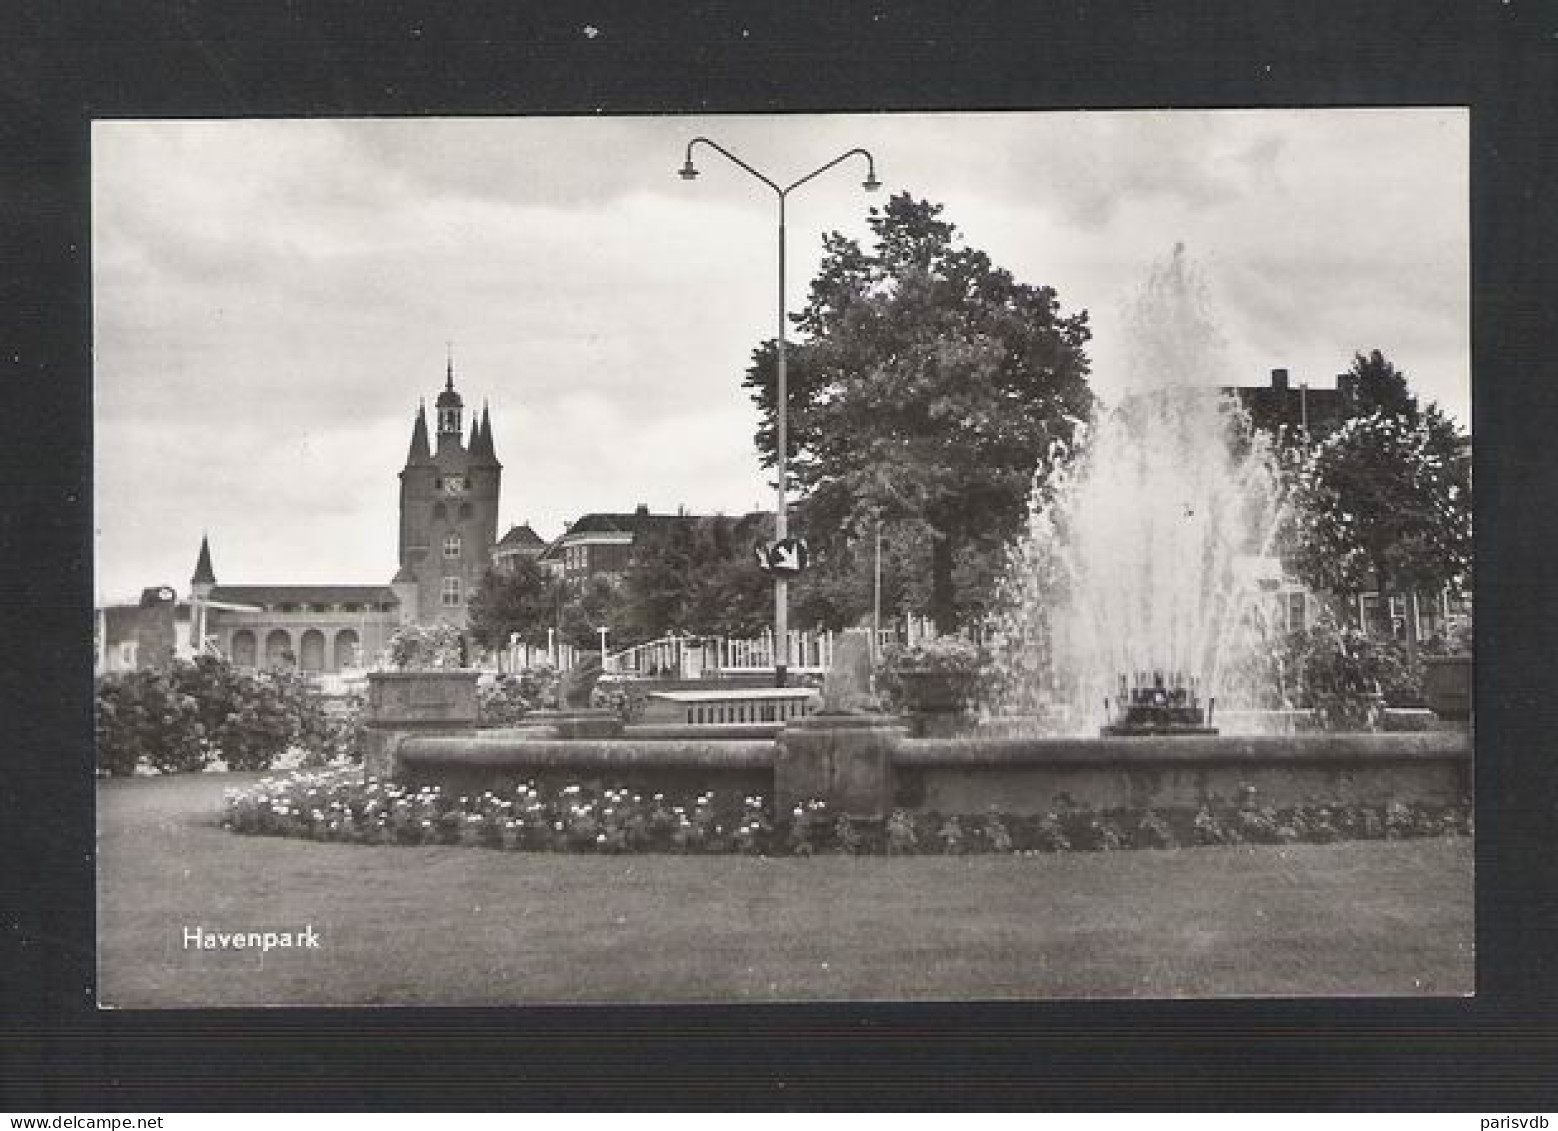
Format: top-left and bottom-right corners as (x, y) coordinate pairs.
(1423, 654), (1473, 721)
(363, 669), (480, 779)
(890, 668), (980, 737)
(776, 714), (910, 820)
(893, 668), (978, 713)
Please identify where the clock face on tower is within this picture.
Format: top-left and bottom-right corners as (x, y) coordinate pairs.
(443, 476), (467, 497)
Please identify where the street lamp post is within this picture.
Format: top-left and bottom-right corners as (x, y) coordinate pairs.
(679, 137), (881, 687)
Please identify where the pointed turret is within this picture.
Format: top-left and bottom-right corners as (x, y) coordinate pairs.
(191, 534), (216, 595)
(405, 401), (432, 466)
(470, 401), (500, 466)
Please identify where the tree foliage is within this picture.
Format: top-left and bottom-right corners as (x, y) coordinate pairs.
(617, 513), (773, 640)
(95, 656), (339, 775)
(1341, 348), (1419, 422)
(743, 193), (1094, 632)
(557, 574), (628, 653)
(1287, 405), (1472, 619)
(468, 557), (568, 651)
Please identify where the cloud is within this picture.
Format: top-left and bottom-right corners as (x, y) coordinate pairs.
(92, 110), (1469, 602)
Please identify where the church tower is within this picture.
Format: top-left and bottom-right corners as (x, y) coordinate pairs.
(395, 356), (502, 625)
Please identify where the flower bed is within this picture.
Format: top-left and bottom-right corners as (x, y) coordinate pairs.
(223, 771), (1470, 856)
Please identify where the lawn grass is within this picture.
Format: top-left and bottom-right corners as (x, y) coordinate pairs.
(97, 771), (1473, 1006)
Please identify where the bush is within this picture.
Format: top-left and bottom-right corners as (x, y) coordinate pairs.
(388, 623), (466, 670)
(301, 693), (368, 768)
(478, 666), (561, 726)
(1245, 626), (1427, 722)
(874, 636), (991, 711)
(590, 674), (651, 722)
(95, 656), (340, 775)
(96, 668), (208, 775)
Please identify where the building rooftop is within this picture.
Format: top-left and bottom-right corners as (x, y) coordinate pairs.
(495, 523), (548, 552)
(207, 585), (401, 608)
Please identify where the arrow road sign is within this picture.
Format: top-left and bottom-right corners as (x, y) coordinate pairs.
(753, 538), (810, 576)
(768, 538), (809, 577)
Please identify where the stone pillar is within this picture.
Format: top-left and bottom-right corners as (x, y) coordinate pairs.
(775, 714), (909, 820)
(362, 669), (480, 780)
(1423, 654), (1473, 722)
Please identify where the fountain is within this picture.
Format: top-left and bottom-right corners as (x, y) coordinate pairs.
(991, 244), (1286, 734)
(361, 245), (1470, 825)
(1102, 671), (1216, 736)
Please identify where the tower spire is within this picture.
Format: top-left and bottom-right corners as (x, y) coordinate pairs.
(406, 400), (432, 464)
(471, 400), (498, 465)
(434, 351), (465, 446)
(191, 533), (216, 589)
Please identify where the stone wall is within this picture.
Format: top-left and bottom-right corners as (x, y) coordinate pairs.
(376, 714), (1471, 821)
(893, 732), (1472, 815)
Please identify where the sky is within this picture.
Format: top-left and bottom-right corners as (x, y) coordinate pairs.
(93, 110), (1468, 604)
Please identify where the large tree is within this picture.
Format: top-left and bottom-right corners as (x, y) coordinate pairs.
(1287, 400), (1471, 661)
(1341, 348), (1419, 422)
(744, 194), (1094, 633)
(617, 513), (773, 640)
(467, 557), (568, 651)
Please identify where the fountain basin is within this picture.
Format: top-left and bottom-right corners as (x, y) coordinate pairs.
(389, 730), (774, 798)
(776, 714), (912, 820)
(373, 723), (1470, 827)
(893, 731), (1471, 815)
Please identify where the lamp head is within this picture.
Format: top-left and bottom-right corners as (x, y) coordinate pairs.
(678, 159), (699, 181)
(862, 171), (882, 192)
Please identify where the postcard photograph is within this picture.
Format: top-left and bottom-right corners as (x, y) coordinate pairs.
(92, 110), (1472, 1006)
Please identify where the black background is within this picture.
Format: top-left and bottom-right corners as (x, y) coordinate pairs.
(3, 0), (1557, 1111)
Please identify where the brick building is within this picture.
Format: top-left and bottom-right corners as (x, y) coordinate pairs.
(537, 505), (698, 581)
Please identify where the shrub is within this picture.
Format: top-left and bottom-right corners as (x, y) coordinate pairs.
(1257, 625), (1429, 723)
(388, 623), (466, 670)
(96, 668), (208, 775)
(301, 693), (368, 768)
(875, 636), (992, 712)
(590, 675), (651, 722)
(981, 810), (1014, 853)
(478, 666), (561, 726)
(96, 656), (340, 775)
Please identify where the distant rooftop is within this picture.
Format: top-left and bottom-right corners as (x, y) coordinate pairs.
(208, 584), (401, 607)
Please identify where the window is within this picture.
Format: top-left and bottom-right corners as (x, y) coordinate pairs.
(1388, 594), (1408, 639)
(441, 576), (462, 607)
(443, 533), (461, 559)
(1285, 591), (1307, 633)
(432, 502), (447, 521)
